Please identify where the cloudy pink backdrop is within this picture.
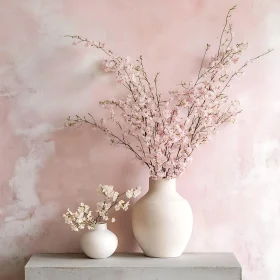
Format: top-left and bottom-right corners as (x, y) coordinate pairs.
(0, 0), (280, 279)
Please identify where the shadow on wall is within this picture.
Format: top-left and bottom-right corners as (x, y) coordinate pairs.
(0, 124), (145, 280)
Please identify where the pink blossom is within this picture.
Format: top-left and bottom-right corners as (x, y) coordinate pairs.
(66, 7), (272, 180)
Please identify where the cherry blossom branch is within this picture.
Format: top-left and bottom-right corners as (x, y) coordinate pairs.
(194, 44), (210, 86)
(221, 48), (274, 92)
(218, 5), (236, 55)
(63, 185), (141, 231)
(67, 114), (147, 164)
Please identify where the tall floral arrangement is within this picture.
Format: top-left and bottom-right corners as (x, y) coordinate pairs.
(66, 6), (272, 180)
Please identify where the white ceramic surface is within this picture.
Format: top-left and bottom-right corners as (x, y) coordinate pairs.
(80, 223), (118, 259)
(132, 178), (193, 258)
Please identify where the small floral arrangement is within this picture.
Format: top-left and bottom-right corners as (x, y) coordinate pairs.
(63, 184), (141, 231)
(65, 6), (272, 180)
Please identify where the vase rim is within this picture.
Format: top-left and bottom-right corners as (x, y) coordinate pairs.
(149, 177), (176, 181)
(149, 177), (176, 192)
(95, 222), (107, 230)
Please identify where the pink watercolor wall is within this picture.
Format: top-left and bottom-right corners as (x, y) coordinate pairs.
(0, 0), (280, 279)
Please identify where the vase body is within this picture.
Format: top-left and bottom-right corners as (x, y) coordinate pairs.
(132, 178), (193, 258)
(80, 223), (118, 259)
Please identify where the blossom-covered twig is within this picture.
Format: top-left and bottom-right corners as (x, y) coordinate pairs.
(63, 184), (141, 231)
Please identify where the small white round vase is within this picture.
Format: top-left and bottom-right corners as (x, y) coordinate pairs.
(80, 223), (118, 259)
(132, 178), (193, 258)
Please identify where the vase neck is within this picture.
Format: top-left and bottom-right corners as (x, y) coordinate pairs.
(149, 178), (176, 193)
(95, 223), (107, 230)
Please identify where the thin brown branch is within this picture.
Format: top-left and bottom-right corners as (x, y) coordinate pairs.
(217, 5), (236, 55)
(221, 48), (274, 92)
(194, 44), (210, 85)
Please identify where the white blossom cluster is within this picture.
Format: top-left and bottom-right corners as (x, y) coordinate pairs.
(63, 184), (141, 231)
(63, 203), (95, 231)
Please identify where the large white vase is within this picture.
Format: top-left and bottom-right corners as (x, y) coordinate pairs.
(132, 178), (193, 258)
(80, 223), (118, 259)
